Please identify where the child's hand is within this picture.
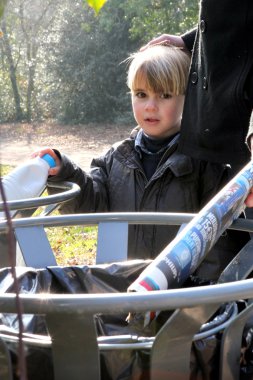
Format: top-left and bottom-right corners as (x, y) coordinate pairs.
(31, 147), (61, 176)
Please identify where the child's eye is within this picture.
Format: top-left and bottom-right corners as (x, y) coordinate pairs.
(135, 91), (146, 98)
(161, 93), (172, 99)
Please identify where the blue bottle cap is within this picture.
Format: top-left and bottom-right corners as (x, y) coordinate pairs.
(41, 154), (56, 168)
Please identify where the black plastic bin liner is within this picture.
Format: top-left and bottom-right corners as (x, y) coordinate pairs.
(0, 261), (252, 380)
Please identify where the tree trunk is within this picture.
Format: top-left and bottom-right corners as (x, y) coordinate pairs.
(1, 20), (23, 121)
(26, 44), (36, 123)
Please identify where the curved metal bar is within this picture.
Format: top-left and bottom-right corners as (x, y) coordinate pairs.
(0, 212), (212, 229)
(0, 302), (239, 350)
(0, 278), (253, 315)
(193, 301), (238, 341)
(0, 212), (252, 232)
(0, 181), (80, 211)
(0, 212), (196, 231)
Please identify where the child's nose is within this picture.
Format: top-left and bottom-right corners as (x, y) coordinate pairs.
(145, 99), (158, 110)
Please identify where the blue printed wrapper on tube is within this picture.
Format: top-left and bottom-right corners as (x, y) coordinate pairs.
(128, 161), (253, 324)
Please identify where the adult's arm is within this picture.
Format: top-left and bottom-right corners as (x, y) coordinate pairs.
(181, 27), (197, 52)
(140, 27), (197, 53)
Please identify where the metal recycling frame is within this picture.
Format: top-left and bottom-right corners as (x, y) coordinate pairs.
(0, 279), (253, 379)
(1, 182), (253, 379)
(0, 181), (81, 267)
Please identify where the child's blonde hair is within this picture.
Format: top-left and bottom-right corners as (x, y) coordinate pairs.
(127, 45), (190, 96)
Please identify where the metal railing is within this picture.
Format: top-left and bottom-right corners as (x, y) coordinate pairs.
(0, 181), (80, 217)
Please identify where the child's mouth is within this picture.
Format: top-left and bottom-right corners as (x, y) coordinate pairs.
(145, 118), (159, 123)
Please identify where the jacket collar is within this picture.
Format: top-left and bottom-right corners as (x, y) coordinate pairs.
(134, 128), (179, 158)
(120, 128), (194, 178)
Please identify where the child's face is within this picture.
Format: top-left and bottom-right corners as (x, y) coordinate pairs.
(131, 78), (184, 139)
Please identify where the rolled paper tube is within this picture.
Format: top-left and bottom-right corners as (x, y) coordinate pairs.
(128, 161), (253, 294)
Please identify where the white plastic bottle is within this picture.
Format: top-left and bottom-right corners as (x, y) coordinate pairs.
(0, 154), (56, 218)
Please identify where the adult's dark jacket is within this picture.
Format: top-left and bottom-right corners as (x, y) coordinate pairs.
(48, 132), (249, 281)
(179, 0), (253, 167)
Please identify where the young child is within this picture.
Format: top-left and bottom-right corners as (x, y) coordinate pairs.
(34, 45), (249, 282)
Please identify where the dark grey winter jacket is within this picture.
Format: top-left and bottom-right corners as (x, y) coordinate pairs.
(49, 133), (249, 280)
(180, 0), (253, 166)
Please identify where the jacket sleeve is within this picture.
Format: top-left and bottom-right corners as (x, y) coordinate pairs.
(47, 150), (112, 214)
(181, 27), (197, 52)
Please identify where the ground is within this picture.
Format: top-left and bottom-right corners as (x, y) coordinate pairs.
(0, 122), (131, 170)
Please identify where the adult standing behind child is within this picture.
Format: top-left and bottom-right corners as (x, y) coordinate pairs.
(32, 44), (249, 281)
(141, 1), (253, 174)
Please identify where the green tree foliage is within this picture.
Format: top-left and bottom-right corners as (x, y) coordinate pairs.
(0, 0), (7, 19)
(0, 0), (62, 121)
(122, 0), (198, 42)
(47, 0), (138, 123)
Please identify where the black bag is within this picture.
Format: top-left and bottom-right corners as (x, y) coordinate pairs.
(0, 263), (252, 380)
